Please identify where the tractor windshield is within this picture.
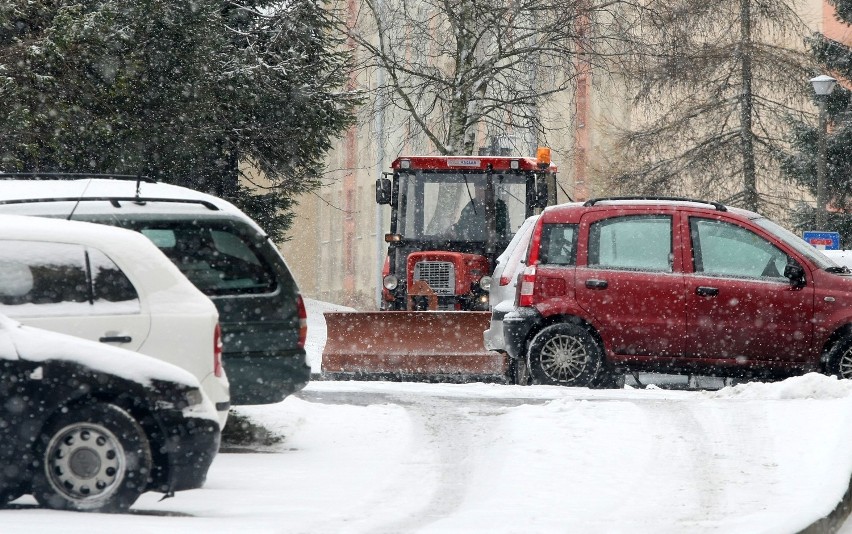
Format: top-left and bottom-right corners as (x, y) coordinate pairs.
(397, 171), (528, 243)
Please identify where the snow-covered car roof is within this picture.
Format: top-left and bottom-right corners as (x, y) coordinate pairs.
(0, 313), (198, 388)
(0, 178), (265, 235)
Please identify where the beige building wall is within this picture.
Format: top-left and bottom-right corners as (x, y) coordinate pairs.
(280, 0), (834, 308)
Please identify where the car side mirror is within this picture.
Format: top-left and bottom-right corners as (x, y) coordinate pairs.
(376, 178), (392, 205)
(784, 263), (806, 289)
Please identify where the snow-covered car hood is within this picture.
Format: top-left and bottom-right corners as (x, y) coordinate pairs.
(0, 314), (199, 389)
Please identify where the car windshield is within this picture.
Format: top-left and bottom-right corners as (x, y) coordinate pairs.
(752, 216), (840, 270)
(397, 171), (528, 242)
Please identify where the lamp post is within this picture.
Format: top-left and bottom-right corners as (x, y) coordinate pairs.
(810, 74), (837, 229)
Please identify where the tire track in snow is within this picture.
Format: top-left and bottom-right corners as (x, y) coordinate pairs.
(367, 393), (502, 533)
(295, 390), (518, 534)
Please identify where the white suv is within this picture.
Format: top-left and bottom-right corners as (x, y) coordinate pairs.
(0, 214), (230, 426)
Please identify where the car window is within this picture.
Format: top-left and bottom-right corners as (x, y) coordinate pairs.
(539, 223), (577, 266)
(0, 241), (140, 315)
(138, 223), (277, 296)
(588, 215), (672, 272)
(690, 218), (790, 280)
(88, 248), (141, 307)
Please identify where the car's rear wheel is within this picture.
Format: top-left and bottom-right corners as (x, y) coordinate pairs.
(33, 403), (152, 513)
(528, 323), (603, 386)
(827, 336), (852, 380)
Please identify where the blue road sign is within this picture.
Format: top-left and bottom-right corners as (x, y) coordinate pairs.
(803, 231), (841, 250)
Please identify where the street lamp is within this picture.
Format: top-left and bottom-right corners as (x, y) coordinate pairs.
(810, 74), (837, 229)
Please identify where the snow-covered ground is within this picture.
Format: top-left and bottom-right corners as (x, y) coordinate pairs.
(4, 299), (852, 533)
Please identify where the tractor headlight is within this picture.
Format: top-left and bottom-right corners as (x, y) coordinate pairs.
(383, 274), (399, 290)
(479, 276), (492, 291)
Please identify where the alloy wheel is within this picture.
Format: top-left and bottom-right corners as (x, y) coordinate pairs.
(539, 334), (589, 383)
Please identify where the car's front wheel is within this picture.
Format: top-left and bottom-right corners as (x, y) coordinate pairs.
(827, 335), (852, 380)
(528, 323), (603, 386)
(32, 403), (152, 513)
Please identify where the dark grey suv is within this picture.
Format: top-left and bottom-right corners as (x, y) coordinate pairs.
(0, 175), (310, 405)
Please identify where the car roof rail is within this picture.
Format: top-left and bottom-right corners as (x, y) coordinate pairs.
(0, 197), (220, 211)
(582, 196), (727, 212)
(0, 172), (157, 183)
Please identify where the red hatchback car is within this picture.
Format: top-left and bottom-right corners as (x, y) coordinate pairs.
(503, 197), (852, 387)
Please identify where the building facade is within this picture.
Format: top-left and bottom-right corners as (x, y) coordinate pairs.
(280, 0), (837, 309)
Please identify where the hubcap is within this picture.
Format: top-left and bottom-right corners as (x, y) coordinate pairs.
(540, 334), (589, 383)
(839, 347), (852, 379)
(46, 423), (125, 502)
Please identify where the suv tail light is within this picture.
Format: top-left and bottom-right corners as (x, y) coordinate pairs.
(213, 323), (224, 378)
(517, 217), (543, 307)
(517, 265), (537, 307)
(297, 294), (308, 349)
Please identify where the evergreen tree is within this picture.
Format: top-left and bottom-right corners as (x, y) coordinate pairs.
(610, 0), (814, 218)
(780, 0), (852, 241)
(0, 1), (360, 240)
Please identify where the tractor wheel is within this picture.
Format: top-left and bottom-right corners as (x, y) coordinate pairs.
(510, 357), (530, 386)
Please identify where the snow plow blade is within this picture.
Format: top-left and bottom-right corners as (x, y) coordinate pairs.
(321, 311), (508, 382)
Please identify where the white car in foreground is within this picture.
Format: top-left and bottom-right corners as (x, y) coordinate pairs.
(0, 214), (229, 426)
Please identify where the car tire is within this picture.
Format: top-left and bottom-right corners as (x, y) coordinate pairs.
(827, 336), (852, 380)
(528, 323), (603, 387)
(32, 403), (152, 513)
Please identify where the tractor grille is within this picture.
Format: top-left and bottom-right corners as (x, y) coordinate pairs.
(413, 261), (455, 296)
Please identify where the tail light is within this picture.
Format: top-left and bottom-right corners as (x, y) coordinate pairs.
(213, 323), (224, 378)
(297, 294), (308, 349)
(516, 217), (543, 307)
(517, 265), (537, 307)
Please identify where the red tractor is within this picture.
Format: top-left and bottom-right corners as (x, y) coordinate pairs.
(378, 151), (557, 310)
(322, 148), (559, 381)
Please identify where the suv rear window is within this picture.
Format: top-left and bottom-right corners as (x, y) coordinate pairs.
(137, 222), (277, 296)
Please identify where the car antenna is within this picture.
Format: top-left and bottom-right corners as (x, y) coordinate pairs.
(67, 174), (94, 221)
(557, 181), (574, 202)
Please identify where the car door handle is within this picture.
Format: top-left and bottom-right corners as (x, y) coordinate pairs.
(585, 279), (608, 290)
(99, 336), (132, 344)
(696, 286), (719, 297)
